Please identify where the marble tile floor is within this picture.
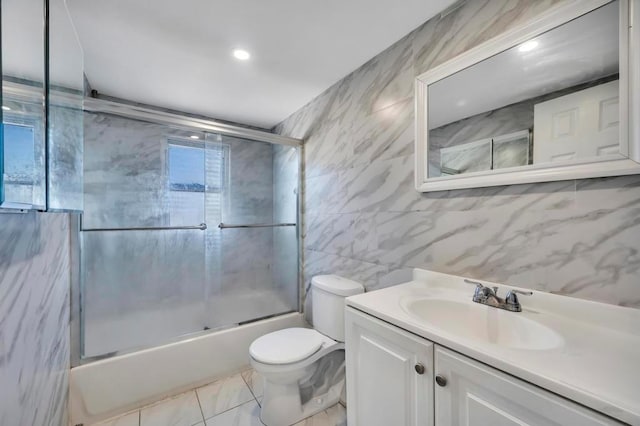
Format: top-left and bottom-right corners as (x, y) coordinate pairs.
(92, 368), (347, 426)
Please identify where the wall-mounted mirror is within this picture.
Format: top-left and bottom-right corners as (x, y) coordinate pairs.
(1, 0), (84, 211)
(1, 0), (47, 209)
(415, 0), (640, 192)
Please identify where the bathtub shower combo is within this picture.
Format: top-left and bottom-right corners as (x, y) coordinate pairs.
(72, 102), (301, 362)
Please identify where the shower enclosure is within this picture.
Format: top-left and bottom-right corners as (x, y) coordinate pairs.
(74, 101), (301, 361)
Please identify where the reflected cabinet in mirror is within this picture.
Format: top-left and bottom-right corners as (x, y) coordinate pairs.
(415, 0), (640, 192)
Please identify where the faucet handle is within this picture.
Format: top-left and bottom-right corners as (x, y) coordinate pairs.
(508, 289), (533, 296)
(505, 289), (532, 307)
(464, 279), (484, 289)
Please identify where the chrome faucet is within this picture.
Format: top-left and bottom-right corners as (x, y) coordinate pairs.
(464, 279), (532, 312)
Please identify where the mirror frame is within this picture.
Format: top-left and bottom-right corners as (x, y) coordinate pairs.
(415, 0), (640, 192)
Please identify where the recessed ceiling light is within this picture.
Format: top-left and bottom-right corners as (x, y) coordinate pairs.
(518, 40), (539, 52)
(190, 135), (200, 140)
(233, 49), (251, 61)
(2, 106), (10, 111)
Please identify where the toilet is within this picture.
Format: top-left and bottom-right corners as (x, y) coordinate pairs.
(249, 275), (364, 426)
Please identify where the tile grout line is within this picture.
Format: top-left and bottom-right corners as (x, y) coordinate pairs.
(240, 369), (261, 405)
(95, 372), (259, 426)
(202, 398), (259, 423)
(194, 389), (206, 425)
(197, 373), (258, 423)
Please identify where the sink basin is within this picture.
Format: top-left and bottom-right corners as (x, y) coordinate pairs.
(402, 298), (564, 350)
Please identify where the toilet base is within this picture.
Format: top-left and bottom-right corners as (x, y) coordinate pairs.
(260, 379), (343, 426)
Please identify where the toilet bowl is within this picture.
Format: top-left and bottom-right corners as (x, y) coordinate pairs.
(249, 275), (364, 426)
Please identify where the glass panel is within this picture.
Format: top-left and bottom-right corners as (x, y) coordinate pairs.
(82, 228), (206, 357)
(208, 226), (297, 328)
(204, 137), (298, 329)
(1, 0), (46, 208)
(47, 0), (85, 211)
(0, 95), (2, 205)
(83, 113), (208, 229)
(426, 1), (620, 178)
(273, 144), (300, 312)
(203, 133), (223, 329)
(81, 112), (207, 357)
(439, 138), (492, 176)
(492, 131), (531, 170)
(79, 111), (299, 358)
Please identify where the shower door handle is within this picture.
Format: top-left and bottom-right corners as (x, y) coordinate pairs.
(82, 223), (208, 232)
(218, 222), (296, 229)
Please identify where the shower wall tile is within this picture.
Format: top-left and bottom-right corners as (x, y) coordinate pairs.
(304, 213), (376, 260)
(276, 0), (640, 310)
(303, 249), (387, 321)
(0, 212), (70, 426)
(304, 249), (387, 291)
(350, 97), (414, 168)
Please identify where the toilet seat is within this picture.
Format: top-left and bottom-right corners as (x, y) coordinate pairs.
(250, 328), (343, 374)
(250, 328), (325, 365)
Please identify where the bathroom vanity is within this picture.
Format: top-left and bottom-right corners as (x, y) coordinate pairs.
(345, 269), (640, 425)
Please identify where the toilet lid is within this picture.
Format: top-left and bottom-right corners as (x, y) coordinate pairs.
(250, 328), (324, 364)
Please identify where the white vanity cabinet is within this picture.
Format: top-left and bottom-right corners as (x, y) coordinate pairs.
(435, 347), (617, 425)
(346, 307), (621, 426)
(345, 308), (434, 426)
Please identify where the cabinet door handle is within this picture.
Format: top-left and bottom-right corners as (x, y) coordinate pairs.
(435, 374), (447, 387)
(414, 363), (425, 375)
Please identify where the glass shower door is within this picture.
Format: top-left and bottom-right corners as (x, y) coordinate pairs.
(79, 111), (300, 359)
(81, 113), (210, 357)
(204, 136), (299, 329)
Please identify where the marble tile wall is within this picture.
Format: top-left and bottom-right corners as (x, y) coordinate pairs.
(0, 212), (70, 426)
(274, 0), (640, 314)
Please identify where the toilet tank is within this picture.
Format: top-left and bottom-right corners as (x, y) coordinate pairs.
(311, 275), (364, 342)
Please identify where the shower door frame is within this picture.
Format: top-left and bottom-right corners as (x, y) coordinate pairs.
(70, 98), (303, 367)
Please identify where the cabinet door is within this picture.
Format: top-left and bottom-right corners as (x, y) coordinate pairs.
(435, 347), (621, 425)
(346, 308), (434, 426)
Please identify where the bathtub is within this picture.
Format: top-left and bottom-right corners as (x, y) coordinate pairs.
(69, 312), (306, 425)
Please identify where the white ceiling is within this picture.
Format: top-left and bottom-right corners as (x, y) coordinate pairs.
(67, 0), (456, 129)
(428, 1), (619, 129)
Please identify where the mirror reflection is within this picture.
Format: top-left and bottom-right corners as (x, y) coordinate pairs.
(427, 1), (620, 178)
(47, 0), (85, 211)
(1, 0), (46, 208)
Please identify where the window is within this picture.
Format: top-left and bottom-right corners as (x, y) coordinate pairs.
(2, 122), (36, 205)
(167, 140), (228, 226)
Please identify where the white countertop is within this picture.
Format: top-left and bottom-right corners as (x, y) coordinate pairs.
(346, 269), (640, 425)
